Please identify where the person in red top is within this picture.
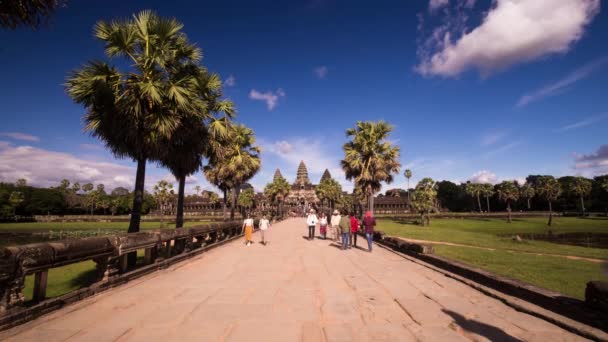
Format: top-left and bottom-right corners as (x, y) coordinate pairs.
(349, 212), (359, 248)
(362, 211), (376, 252)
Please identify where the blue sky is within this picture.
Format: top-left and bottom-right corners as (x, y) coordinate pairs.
(1, 0), (607, 194)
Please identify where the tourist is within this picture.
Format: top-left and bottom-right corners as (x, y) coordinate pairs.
(339, 210), (351, 250)
(330, 209), (341, 242)
(362, 211), (376, 252)
(349, 212), (359, 248)
(318, 212), (328, 239)
(259, 215), (270, 245)
(243, 213), (254, 246)
(306, 209), (318, 240)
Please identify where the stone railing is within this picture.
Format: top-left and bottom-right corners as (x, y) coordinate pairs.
(0, 221), (245, 319)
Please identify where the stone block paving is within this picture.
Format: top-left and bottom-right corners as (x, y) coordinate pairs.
(2, 218), (590, 341)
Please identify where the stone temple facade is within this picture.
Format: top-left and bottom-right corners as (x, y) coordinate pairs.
(282, 161), (320, 208)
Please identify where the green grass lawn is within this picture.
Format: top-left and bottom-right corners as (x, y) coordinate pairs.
(378, 217), (608, 299)
(434, 245), (607, 300)
(378, 217), (608, 259)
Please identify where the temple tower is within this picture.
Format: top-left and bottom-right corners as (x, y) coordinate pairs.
(320, 169), (332, 183)
(294, 161), (311, 185)
(273, 169), (284, 182)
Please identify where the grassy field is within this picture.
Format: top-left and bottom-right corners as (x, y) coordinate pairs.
(378, 217), (608, 259)
(378, 217), (608, 299)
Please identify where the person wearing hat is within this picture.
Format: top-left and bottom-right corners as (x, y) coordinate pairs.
(330, 209), (341, 242)
(306, 209), (318, 240)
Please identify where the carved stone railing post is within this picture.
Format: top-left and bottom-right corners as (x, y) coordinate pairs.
(32, 270), (48, 302)
(0, 277), (25, 313)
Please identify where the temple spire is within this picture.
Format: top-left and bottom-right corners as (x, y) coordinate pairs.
(320, 169), (332, 183)
(273, 169), (284, 182)
(295, 161), (310, 185)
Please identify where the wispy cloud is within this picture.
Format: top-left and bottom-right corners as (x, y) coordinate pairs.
(428, 0), (449, 11)
(249, 88), (285, 110)
(481, 131), (507, 146)
(483, 141), (523, 158)
(313, 66), (328, 79)
(573, 144), (608, 172)
(80, 143), (103, 151)
(554, 113), (608, 132)
(224, 75), (236, 87)
(0, 132), (40, 142)
(518, 57), (608, 107)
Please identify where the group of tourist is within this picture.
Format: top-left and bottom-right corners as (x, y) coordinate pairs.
(242, 214), (271, 246)
(306, 208), (376, 252)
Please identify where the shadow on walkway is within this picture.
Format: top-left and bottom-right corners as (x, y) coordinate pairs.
(442, 309), (523, 342)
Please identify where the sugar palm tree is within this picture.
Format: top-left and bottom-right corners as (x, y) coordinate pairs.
(496, 181), (519, 223)
(465, 182), (483, 213)
(0, 0), (64, 30)
(316, 177), (342, 213)
(536, 176), (561, 226)
(569, 177), (592, 216)
(404, 169), (412, 205)
(410, 178), (437, 226)
(153, 180), (174, 228)
(66, 10), (204, 233)
(520, 183), (535, 210)
(480, 183), (494, 213)
(238, 188), (255, 214)
(194, 185), (201, 196)
(264, 175), (291, 217)
(341, 121), (401, 214)
(8, 191), (24, 216)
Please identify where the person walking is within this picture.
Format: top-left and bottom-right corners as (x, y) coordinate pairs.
(349, 212), (359, 248)
(243, 214), (254, 246)
(319, 212), (328, 240)
(339, 210), (350, 250)
(259, 215), (270, 245)
(306, 209), (318, 240)
(362, 211), (376, 252)
(330, 209), (341, 242)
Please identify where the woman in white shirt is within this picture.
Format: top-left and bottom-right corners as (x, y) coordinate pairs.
(259, 215), (270, 245)
(319, 212), (328, 240)
(306, 209), (318, 240)
(243, 214), (254, 246)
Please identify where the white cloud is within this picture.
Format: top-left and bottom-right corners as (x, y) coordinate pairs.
(429, 0), (449, 11)
(481, 131), (507, 146)
(518, 57), (608, 107)
(80, 143), (103, 151)
(574, 145), (608, 172)
(416, 0), (600, 77)
(249, 88), (286, 110)
(554, 113), (608, 133)
(313, 66), (328, 79)
(0, 132), (40, 142)
(224, 75), (236, 87)
(469, 170), (498, 184)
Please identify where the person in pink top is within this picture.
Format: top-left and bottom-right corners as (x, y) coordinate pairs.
(362, 211), (376, 252)
(349, 212), (359, 248)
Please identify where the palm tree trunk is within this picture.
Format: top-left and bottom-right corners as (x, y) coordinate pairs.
(486, 196), (490, 213)
(230, 187), (236, 220)
(407, 179), (410, 209)
(222, 189), (227, 221)
(527, 198), (531, 210)
(128, 157), (146, 233)
(507, 201), (512, 223)
(580, 196), (585, 216)
(548, 201), (553, 226)
(175, 175), (186, 228)
(420, 212), (425, 226)
(477, 194), (482, 213)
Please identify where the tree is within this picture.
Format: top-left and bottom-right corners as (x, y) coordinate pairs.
(568, 177), (592, 216)
(238, 188), (255, 213)
(0, 0), (64, 30)
(480, 183), (494, 213)
(58, 179), (70, 191)
(520, 183), (535, 210)
(111, 187), (129, 196)
(404, 169), (412, 206)
(194, 185), (201, 196)
(410, 178), (437, 226)
(496, 181), (519, 223)
(8, 191), (24, 216)
(264, 174), (291, 217)
(536, 176), (562, 226)
(465, 183), (483, 213)
(153, 180), (174, 228)
(16, 179), (27, 187)
(82, 183), (93, 193)
(71, 182), (80, 193)
(316, 178), (343, 212)
(341, 121), (401, 214)
(66, 10), (205, 234)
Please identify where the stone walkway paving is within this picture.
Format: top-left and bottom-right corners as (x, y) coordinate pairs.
(2, 218), (590, 341)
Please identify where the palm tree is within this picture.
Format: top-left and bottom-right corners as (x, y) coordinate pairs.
(520, 183), (535, 210)
(238, 188), (255, 214)
(0, 0), (64, 30)
(536, 176), (562, 226)
(341, 121), (401, 215)
(16, 179), (27, 187)
(410, 178), (437, 226)
(194, 185), (201, 196)
(8, 191), (24, 216)
(496, 181), (519, 223)
(264, 175), (291, 217)
(569, 177), (592, 216)
(316, 177), (342, 213)
(66, 10), (204, 234)
(71, 182), (80, 193)
(153, 180), (174, 228)
(465, 183), (483, 213)
(480, 183), (494, 213)
(404, 169), (412, 205)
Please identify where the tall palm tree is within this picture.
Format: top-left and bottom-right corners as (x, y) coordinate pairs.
(465, 183), (483, 213)
(520, 183), (535, 210)
(341, 121), (401, 214)
(536, 176), (562, 226)
(66, 10), (204, 234)
(316, 177), (342, 213)
(480, 183), (494, 213)
(497, 181), (519, 223)
(569, 177), (592, 216)
(404, 169), (412, 205)
(264, 175), (290, 217)
(0, 0), (64, 30)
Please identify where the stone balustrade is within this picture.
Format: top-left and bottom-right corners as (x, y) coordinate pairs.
(0, 221), (245, 314)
